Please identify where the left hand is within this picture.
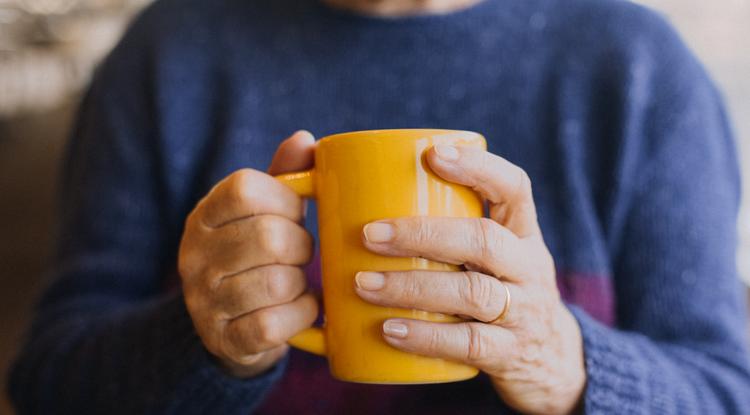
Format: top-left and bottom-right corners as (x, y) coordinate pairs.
(356, 144), (586, 415)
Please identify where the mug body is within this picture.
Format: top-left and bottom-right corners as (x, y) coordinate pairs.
(314, 129), (485, 383)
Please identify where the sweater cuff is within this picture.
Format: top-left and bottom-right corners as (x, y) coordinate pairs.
(568, 305), (649, 415)
(141, 291), (286, 413)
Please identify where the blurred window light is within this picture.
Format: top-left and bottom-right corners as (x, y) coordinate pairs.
(18, 0), (78, 15)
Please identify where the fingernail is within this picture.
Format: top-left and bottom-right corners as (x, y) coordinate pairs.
(294, 130), (315, 142)
(383, 321), (408, 339)
(434, 144), (459, 161)
(355, 272), (385, 290)
(363, 222), (394, 243)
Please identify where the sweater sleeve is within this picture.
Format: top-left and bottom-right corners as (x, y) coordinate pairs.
(572, 14), (750, 414)
(7, 13), (283, 415)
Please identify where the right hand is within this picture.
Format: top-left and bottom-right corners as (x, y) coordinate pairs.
(178, 131), (318, 378)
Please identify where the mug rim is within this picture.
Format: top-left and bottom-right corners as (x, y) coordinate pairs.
(318, 129), (483, 145)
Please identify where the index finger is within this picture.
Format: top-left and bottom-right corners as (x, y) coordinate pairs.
(362, 217), (534, 281)
(196, 169), (304, 228)
(426, 145), (540, 237)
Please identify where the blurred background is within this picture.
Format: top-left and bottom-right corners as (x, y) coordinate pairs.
(0, 0), (748, 413)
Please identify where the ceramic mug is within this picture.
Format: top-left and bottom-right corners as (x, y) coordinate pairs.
(275, 129), (485, 384)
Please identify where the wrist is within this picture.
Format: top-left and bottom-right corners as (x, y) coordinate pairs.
(555, 307), (587, 415)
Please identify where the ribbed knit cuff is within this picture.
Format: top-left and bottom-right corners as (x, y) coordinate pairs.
(136, 291), (287, 414)
(568, 306), (649, 414)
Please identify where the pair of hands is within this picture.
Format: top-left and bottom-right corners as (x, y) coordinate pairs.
(178, 131), (586, 414)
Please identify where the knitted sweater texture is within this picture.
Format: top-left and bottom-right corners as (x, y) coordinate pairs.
(8, 0), (750, 413)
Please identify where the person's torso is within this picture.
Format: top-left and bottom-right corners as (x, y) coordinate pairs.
(142, 0), (656, 411)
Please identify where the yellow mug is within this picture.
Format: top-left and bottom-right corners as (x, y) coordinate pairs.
(276, 129), (485, 384)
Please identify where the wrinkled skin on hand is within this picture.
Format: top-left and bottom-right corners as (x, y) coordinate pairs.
(355, 144), (586, 415)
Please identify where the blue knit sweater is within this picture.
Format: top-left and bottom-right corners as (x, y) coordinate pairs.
(8, 0), (750, 413)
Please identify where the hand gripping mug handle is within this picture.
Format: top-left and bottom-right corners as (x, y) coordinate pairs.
(274, 170), (327, 357)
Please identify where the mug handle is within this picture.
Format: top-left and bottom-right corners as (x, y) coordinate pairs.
(274, 170), (327, 357)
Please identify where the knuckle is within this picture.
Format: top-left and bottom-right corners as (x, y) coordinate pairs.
(202, 265), (226, 290)
(476, 217), (502, 258)
(220, 276), (247, 309)
(182, 290), (204, 319)
(472, 154), (497, 196)
(177, 236), (203, 280)
(177, 250), (196, 280)
(514, 169), (533, 203)
(253, 310), (283, 346)
(426, 326), (446, 354)
(254, 216), (287, 259)
(227, 169), (261, 206)
(185, 196), (211, 229)
(206, 307), (229, 327)
(178, 239), (223, 290)
(410, 217), (433, 245)
(465, 323), (489, 363)
(461, 271), (496, 320)
(262, 267), (297, 303)
(184, 208), (199, 230)
(399, 274), (423, 306)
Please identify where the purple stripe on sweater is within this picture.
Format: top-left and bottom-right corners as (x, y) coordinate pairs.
(556, 270), (616, 327)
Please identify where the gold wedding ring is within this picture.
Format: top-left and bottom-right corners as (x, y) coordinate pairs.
(487, 282), (511, 325)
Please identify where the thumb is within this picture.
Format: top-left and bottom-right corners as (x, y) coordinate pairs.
(268, 130), (316, 175)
